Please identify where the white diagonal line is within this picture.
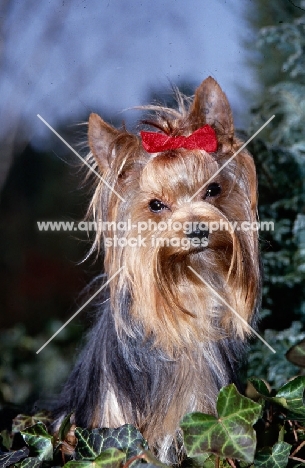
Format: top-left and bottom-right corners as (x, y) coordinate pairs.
(190, 115), (275, 201)
(36, 266), (124, 354)
(188, 266), (276, 353)
(37, 114), (125, 202)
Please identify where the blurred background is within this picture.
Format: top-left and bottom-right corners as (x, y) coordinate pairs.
(0, 0), (305, 415)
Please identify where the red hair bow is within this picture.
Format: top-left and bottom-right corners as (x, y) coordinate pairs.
(140, 125), (217, 153)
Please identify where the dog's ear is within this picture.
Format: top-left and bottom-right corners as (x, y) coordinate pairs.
(189, 77), (234, 140)
(88, 113), (119, 172)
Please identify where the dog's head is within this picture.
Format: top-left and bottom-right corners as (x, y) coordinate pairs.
(87, 77), (260, 354)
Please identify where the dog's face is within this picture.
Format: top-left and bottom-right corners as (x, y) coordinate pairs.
(135, 149), (245, 253)
(86, 77), (260, 355)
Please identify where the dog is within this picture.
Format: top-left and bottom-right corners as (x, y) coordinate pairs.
(55, 76), (260, 464)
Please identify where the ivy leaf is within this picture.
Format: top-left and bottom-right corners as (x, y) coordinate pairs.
(249, 376), (305, 419)
(248, 379), (271, 398)
(93, 448), (126, 468)
(276, 376), (305, 420)
(248, 379), (287, 408)
(63, 462), (93, 468)
(75, 424), (147, 460)
(180, 384), (261, 463)
(0, 446), (29, 467)
(286, 339), (305, 368)
(65, 448), (126, 468)
(15, 457), (42, 468)
(254, 441), (291, 468)
(13, 412), (52, 434)
(21, 422), (53, 461)
(57, 413), (73, 442)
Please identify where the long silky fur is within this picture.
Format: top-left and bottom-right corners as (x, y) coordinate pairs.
(55, 291), (247, 462)
(54, 77), (260, 465)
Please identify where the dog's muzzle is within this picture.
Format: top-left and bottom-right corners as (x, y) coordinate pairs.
(186, 226), (209, 240)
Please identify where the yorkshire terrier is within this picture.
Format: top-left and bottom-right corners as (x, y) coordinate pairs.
(55, 77), (260, 464)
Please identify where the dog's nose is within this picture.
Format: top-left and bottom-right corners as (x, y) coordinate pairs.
(186, 227), (209, 240)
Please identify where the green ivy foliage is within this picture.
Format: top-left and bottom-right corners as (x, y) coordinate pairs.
(1, 369), (304, 467)
(245, 0), (305, 386)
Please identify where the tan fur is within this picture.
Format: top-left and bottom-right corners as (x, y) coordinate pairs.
(78, 76), (260, 462)
(87, 80), (259, 354)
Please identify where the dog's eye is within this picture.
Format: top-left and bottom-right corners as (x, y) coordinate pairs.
(149, 199), (168, 212)
(204, 183), (221, 199)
